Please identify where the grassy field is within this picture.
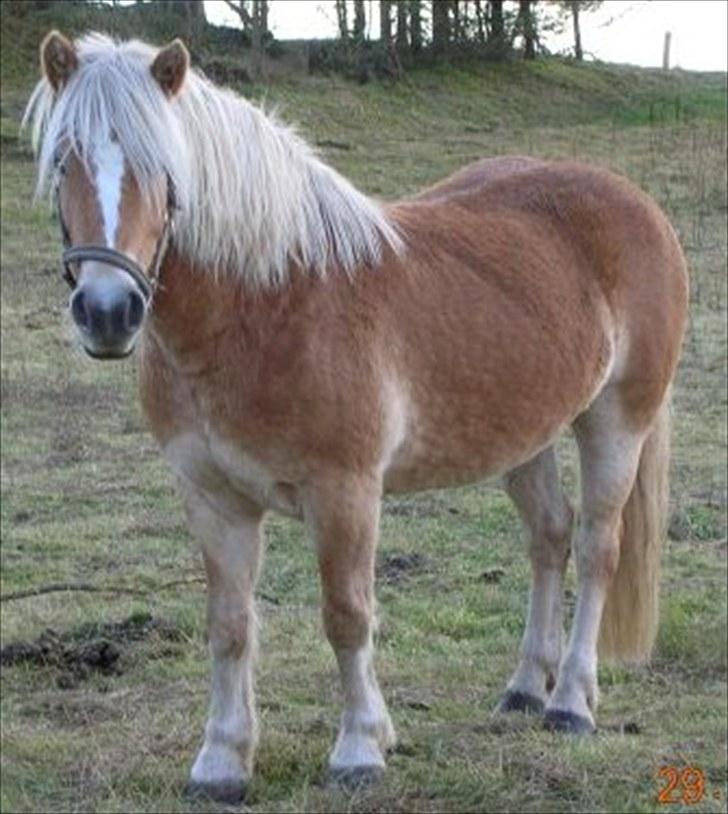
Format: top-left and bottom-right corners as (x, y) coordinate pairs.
(1, 17), (727, 814)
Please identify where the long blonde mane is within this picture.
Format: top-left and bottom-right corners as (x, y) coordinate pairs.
(23, 33), (402, 286)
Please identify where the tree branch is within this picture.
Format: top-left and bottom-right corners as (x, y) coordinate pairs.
(1, 578), (281, 605)
(220, 0), (253, 28)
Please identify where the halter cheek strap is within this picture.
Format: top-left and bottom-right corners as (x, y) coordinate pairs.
(55, 172), (177, 304)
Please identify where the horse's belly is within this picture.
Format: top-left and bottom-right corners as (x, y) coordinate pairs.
(379, 366), (594, 493)
(382, 418), (563, 494)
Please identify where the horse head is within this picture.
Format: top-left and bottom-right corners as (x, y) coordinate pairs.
(39, 31), (187, 358)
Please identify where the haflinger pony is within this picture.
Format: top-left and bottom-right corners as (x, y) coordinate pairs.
(25, 31), (688, 802)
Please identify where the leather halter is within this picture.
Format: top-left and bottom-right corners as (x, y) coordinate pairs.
(54, 160), (177, 304)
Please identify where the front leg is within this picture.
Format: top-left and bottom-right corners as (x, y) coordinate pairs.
(183, 488), (264, 803)
(304, 473), (395, 785)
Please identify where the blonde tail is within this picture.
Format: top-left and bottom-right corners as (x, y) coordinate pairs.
(598, 398), (671, 662)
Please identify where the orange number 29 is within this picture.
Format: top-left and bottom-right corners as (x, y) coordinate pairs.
(657, 766), (706, 805)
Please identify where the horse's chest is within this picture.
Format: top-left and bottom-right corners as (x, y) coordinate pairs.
(162, 430), (301, 518)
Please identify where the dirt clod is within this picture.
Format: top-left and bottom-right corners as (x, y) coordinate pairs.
(377, 552), (429, 585)
(0, 613), (185, 689)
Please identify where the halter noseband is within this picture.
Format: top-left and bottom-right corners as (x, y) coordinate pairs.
(54, 160), (177, 304)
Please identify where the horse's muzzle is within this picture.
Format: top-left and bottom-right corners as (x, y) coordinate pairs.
(70, 272), (146, 359)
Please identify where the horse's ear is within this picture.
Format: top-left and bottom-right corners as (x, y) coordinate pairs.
(41, 31), (78, 92)
(151, 39), (189, 98)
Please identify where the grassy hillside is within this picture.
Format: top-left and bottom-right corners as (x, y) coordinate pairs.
(2, 2), (726, 128)
(1, 8), (726, 814)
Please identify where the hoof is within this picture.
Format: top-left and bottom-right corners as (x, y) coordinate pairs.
(328, 765), (384, 791)
(183, 778), (247, 804)
(543, 708), (596, 735)
(497, 690), (545, 715)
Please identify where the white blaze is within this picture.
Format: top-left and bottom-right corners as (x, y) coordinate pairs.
(93, 138), (125, 247)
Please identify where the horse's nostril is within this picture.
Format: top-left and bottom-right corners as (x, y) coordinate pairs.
(125, 289), (146, 332)
(70, 290), (89, 329)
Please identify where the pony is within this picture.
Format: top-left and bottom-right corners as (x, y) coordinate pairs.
(24, 31), (688, 802)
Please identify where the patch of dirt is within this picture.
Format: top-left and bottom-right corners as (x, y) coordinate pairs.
(479, 567), (505, 584)
(391, 690), (433, 712)
(0, 613), (185, 689)
(315, 138), (352, 151)
(602, 720), (642, 735)
(668, 510), (692, 541)
(376, 552), (430, 585)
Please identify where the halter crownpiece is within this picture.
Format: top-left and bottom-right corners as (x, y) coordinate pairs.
(54, 160), (178, 304)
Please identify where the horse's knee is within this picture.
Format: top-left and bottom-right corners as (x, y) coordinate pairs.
(528, 499), (573, 568)
(574, 516), (621, 581)
(322, 587), (372, 650)
(207, 595), (255, 659)
(576, 538), (620, 582)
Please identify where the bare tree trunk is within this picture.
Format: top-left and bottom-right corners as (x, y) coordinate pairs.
(409, 0), (423, 53)
(450, 0), (467, 43)
(396, 1), (409, 49)
(474, 0), (485, 43)
(251, 0), (267, 76)
(220, 0), (267, 74)
(571, 1), (582, 60)
(488, 0), (506, 52)
(380, 0), (392, 45)
(165, 0), (207, 39)
(432, 0), (450, 54)
(353, 0), (366, 42)
(336, 0), (349, 41)
(518, 0), (537, 59)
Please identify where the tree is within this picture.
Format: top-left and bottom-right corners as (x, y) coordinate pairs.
(432, 0), (450, 54)
(396, 1), (409, 49)
(380, 0), (392, 46)
(353, 0), (366, 42)
(409, 0), (423, 54)
(220, 0), (269, 75)
(558, 1), (603, 61)
(474, 0), (486, 43)
(488, 0), (507, 54)
(335, 0), (349, 41)
(516, 0), (538, 59)
(181, 0), (206, 25)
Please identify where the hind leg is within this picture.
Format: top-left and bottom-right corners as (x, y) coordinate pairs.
(499, 446), (574, 714)
(544, 390), (645, 732)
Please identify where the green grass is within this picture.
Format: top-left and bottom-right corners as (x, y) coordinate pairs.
(1, 12), (726, 814)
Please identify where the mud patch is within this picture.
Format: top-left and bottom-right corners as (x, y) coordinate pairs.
(1, 612), (186, 689)
(377, 552), (430, 585)
(479, 567), (505, 584)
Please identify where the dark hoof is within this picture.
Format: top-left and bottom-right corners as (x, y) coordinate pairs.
(328, 765), (384, 791)
(543, 708), (596, 735)
(183, 778), (247, 804)
(497, 690), (545, 715)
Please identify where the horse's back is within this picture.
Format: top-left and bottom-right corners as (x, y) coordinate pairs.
(413, 156), (546, 202)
